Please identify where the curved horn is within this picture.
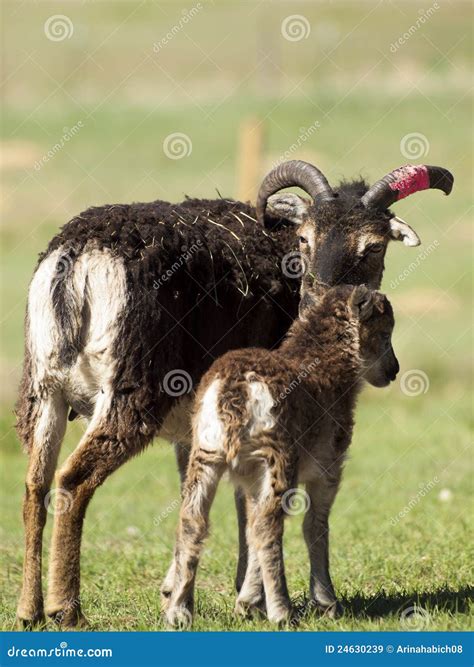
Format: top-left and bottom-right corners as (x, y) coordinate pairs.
(256, 160), (335, 225)
(361, 164), (454, 210)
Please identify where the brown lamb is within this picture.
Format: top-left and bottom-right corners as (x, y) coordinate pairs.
(164, 284), (399, 626)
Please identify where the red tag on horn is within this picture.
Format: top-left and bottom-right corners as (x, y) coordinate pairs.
(388, 165), (430, 201)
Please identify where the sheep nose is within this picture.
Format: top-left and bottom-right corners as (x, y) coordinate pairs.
(390, 364), (399, 381)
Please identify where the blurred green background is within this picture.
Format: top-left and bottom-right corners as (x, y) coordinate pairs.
(1, 1), (472, 630)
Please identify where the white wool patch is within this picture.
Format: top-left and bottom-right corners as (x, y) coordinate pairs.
(357, 234), (370, 255)
(29, 246), (128, 418)
(246, 378), (275, 436)
(69, 249), (127, 397)
(28, 248), (63, 370)
(195, 380), (224, 452)
(74, 249), (127, 372)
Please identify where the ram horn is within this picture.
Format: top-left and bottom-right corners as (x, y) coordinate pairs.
(256, 160), (335, 225)
(361, 164), (454, 210)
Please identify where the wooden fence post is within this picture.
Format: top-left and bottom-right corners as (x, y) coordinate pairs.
(236, 117), (264, 203)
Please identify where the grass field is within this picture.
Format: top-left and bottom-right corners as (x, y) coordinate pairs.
(1, 1), (472, 631)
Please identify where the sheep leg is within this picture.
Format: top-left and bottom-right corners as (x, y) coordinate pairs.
(174, 440), (191, 485)
(160, 440), (191, 606)
(234, 494), (265, 617)
(165, 449), (225, 628)
(17, 391), (67, 628)
(303, 478), (342, 618)
(46, 397), (147, 627)
(234, 487), (250, 591)
(248, 490), (291, 625)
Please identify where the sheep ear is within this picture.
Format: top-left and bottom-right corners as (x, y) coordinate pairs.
(389, 216), (421, 247)
(349, 285), (375, 321)
(266, 193), (310, 225)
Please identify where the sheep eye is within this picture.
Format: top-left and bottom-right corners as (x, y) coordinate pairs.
(299, 236), (308, 244)
(368, 243), (384, 253)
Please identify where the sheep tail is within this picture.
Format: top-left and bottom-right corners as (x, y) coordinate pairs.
(218, 377), (249, 463)
(49, 246), (85, 365)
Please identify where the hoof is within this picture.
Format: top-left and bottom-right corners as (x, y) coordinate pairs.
(267, 608), (292, 627)
(48, 607), (88, 628)
(323, 600), (343, 619)
(234, 596), (266, 619)
(16, 612), (46, 631)
(165, 605), (193, 629)
(310, 599), (343, 619)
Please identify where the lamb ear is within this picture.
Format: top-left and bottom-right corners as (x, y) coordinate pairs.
(266, 193), (310, 225)
(298, 292), (315, 320)
(349, 285), (375, 321)
(298, 287), (321, 319)
(389, 216), (421, 247)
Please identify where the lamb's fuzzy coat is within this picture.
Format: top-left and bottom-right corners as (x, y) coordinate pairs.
(164, 286), (398, 626)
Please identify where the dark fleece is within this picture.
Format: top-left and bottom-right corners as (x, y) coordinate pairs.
(31, 198), (299, 438)
(18, 181), (386, 444)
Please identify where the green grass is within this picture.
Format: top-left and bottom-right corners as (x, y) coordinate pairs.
(1, 394), (472, 631)
(0, 0), (472, 632)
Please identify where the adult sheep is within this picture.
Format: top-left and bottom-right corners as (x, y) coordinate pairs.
(15, 160), (453, 627)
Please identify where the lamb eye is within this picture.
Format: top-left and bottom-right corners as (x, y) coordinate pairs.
(299, 236), (308, 244)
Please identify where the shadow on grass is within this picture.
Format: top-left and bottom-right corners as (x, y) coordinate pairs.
(341, 585), (473, 618)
